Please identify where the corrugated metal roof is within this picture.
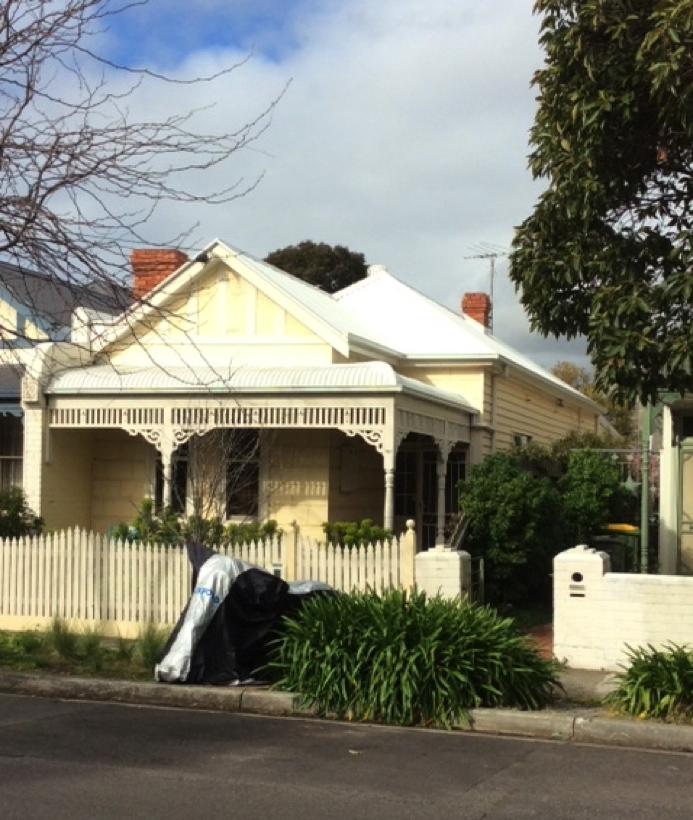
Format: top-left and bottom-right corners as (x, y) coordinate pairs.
(46, 361), (475, 412)
(232, 249), (397, 354)
(334, 266), (594, 404)
(0, 261), (128, 335)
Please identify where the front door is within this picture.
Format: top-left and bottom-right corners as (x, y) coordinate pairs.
(394, 436), (467, 550)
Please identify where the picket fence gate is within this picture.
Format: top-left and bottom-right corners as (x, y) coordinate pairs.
(0, 525), (416, 637)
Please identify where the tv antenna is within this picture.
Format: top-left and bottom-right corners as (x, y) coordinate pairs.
(463, 243), (510, 333)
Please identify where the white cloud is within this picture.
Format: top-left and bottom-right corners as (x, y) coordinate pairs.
(107, 0), (591, 372)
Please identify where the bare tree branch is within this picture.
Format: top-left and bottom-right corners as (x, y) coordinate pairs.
(0, 0), (283, 345)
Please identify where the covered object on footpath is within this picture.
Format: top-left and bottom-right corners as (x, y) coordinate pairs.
(155, 542), (331, 685)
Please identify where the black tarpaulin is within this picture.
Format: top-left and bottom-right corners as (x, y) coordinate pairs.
(155, 542), (331, 685)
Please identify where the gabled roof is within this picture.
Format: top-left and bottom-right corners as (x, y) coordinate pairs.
(97, 240), (399, 360)
(94, 240), (595, 409)
(334, 265), (596, 405)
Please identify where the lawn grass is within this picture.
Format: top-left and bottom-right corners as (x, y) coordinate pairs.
(0, 619), (169, 680)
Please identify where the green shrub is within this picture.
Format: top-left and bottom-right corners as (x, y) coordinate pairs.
(112, 498), (182, 545)
(79, 623), (107, 673)
(184, 514), (225, 545)
(224, 519), (282, 545)
(322, 519), (392, 547)
(512, 431), (626, 475)
(0, 487), (43, 538)
(605, 644), (693, 720)
(0, 630), (48, 669)
(267, 588), (560, 728)
(112, 498), (281, 547)
(558, 449), (634, 542)
(459, 453), (566, 607)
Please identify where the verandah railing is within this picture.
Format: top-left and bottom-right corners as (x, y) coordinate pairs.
(0, 526), (416, 637)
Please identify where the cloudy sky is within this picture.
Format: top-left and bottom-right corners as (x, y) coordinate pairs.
(98, 0), (589, 370)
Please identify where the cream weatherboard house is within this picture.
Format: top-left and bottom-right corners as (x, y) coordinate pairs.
(13, 240), (603, 548)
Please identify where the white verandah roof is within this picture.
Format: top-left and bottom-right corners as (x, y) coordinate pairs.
(47, 361), (475, 413)
(45, 361), (477, 463)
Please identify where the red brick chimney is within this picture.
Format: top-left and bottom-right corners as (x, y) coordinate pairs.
(461, 292), (491, 329)
(130, 249), (189, 298)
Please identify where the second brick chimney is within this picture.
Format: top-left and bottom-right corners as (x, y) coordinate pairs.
(461, 292), (491, 329)
(131, 249), (189, 298)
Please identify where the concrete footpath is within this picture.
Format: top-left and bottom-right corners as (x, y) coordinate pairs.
(0, 666), (692, 754)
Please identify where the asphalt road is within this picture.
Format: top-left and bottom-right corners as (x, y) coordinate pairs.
(1, 693), (692, 820)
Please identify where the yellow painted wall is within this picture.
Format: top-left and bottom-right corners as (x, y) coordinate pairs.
(266, 429), (331, 540)
(327, 431), (384, 525)
(104, 265), (334, 369)
(399, 363), (601, 460)
(494, 372), (599, 449)
(90, 430), (152, 534)
(399, 367), (484, 413)
(41, 430), (95, 529)
(0, 296), (48, 342)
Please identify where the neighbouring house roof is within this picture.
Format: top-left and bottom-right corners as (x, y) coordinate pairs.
(0, 260), (130, 339)
(46, 361), (476, 413)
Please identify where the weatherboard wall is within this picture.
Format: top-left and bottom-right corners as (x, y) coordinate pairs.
(493, 370), (598, 450)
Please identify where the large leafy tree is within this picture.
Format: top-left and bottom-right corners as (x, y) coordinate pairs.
(510, 0), (693, 405)
(265, 241), (367, 293)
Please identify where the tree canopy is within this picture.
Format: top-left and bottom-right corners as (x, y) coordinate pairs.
(264, 241), (367, 293)
(510, 0), (693, 405)
(550, 360), (636, 439)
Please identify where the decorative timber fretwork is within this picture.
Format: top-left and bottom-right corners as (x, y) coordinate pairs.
(49, 403), (387, 430)
(47, 397), (469, 463)
(395, 407), (470, 458)
(122, 424), (215, 454)
(341, 427), (386, 453)
(50, 406), (165, 427)
(48, 401), (392, 457)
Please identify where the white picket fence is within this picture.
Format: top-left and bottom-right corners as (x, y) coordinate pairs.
(0, 526), (416, 637)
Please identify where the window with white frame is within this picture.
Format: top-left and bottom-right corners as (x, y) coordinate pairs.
(513, 433), (532, 447)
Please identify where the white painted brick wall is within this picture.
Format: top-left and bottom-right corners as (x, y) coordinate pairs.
(554, 545), (693, 670)
(22, 405), (45, 515)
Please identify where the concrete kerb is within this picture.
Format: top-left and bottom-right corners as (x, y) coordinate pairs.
(1, 671), (693, 753)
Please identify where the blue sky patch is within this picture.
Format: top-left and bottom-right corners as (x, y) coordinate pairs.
(99, 0), (319, 68)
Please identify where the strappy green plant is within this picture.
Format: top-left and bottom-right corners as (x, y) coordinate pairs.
(267, 588), (560, 728)
(606, 644), (693, 721)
